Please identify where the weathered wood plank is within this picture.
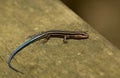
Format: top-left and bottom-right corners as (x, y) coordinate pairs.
(0, 0), (120, 78)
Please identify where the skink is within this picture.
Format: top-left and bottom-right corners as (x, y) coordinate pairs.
(8, 30), (89, 73)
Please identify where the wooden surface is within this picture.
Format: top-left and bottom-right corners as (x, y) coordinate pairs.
(0, 0), (120, 78)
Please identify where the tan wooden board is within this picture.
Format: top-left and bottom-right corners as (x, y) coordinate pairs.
(0, 0), (120, 78)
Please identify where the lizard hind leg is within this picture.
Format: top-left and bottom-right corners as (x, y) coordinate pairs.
(42, 35), (50, 44)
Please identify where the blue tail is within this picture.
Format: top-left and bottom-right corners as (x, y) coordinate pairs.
(8, 33), (45, 73)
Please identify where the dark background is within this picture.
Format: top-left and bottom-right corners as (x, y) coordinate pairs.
(62, 0), (120, 49)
